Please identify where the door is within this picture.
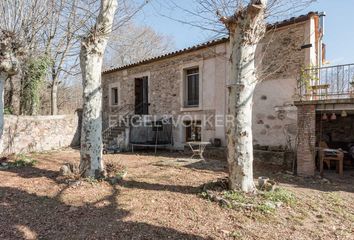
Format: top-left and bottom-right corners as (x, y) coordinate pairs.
(135, 76), (149, 115)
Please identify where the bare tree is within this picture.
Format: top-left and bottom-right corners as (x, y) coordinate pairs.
(79, 0), (118, 178)
(44, 0), (89, 115)
(0, 31), (22, 154)
(0, 0), (49, 152)
(104, 23), (174, 69)
(44, 0), (152, 115)
(0, 0), (51, 116)
(220, 0), (268, 193)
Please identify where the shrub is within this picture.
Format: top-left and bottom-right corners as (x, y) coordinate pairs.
(12, 154), (37, 167)
(263, 188), (296, 206)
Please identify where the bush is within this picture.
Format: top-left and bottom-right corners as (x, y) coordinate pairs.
(263, 188), (296, 206)
(223, 191), (247, 203)
(11, 154), (37, 167)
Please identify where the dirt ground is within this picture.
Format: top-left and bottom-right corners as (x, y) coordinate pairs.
(0, 149), (353, 240)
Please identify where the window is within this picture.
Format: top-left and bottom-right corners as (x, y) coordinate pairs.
(111, 87), (118, 105)
(185, 120), (201, 142)
(185, 68), (199, 106)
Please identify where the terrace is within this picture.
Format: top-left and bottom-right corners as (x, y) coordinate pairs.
(295, 63), (354, 177)
(298, 63), (354, 101)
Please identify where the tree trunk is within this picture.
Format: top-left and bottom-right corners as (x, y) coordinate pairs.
(0, 31), (20, 155)
(5, 76), (14, 110)
(223, 0), (267, 192)
(19, 75), (25, 115)
(79, 0), (118, 178)
(0, 74), (5, 154)
(51, 81), (58, 115)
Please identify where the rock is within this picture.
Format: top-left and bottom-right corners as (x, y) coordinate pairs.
(68, 206), (78, 212)
(213, 195), (223, 202)
(275, 201), (283, 208)
(68, 180), (82, 188)
(264, 201), (276, 210)
(258, 176), (270, 188)
(231, 202), (255, 210)
(285, 171), (293, 175)
(59, 163), (78, 176)
(219, 198), (231, 208)
(59, 165), (72, 176)
(321, 178), (330, 184)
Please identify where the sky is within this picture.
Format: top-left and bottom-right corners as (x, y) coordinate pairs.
(136, 0), (354, 65)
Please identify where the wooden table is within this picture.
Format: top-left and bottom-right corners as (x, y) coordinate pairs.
(319, 148), (345, 177)
(187, 141), (210, 161)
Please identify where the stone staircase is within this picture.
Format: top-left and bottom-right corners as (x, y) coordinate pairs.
(102, 125), (126, 146)
(102, 104), (136, 150)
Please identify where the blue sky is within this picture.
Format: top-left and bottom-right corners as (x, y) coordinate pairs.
(137, 0), (354, 65)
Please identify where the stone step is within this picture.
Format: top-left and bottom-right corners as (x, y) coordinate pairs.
(110, 131), (124, 134)
(111, 126), (125, 130)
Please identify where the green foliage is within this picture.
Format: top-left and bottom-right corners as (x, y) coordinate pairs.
(300, 65), (319, 91)
(21, 56), (51, 115)
(256, 203), (276, 214)
(4, 107), (13, 115)
(223, 191), (247, 203)
(203, 187), (296, 215)
(85, 176), (99, 185)
(200, 191), (209, 199)
(10, 154), (37, 168)
(263, 188), (296, 206)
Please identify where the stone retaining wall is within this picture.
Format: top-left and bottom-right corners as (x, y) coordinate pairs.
(2, 114), (81, 155)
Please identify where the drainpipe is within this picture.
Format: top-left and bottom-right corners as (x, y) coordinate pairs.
(318, 12), (326, 67)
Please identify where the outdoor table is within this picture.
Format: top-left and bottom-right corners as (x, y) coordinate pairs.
(187, 141), (211, 160)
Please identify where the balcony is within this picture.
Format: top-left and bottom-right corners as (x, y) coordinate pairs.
(298, 64), (354, 101)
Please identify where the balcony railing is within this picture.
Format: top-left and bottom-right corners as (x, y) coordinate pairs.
(298, 63), (354, 101)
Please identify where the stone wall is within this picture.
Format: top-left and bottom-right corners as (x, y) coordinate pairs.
(252, 21), (309, 148)
(2, 114), (81, 155)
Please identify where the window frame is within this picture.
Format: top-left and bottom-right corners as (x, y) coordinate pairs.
(184, 120), (202, 142)
(185, 68), (199, 107)
(180, 62), (203, 112)
(111, 87), (119, 106)
(108, 82), (120, 107)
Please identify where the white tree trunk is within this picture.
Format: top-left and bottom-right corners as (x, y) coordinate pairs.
(79, 0), (117, 178)
(227, 43), (258, 192)
(224, 0), (267, 192)
(0, 74), (5, 155)
(51, 81), (58, 115)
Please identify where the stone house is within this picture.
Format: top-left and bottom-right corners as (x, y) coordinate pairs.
(102, 12), (333, 173)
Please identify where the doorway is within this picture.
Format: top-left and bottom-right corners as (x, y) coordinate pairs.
(134, 76), (149, 115)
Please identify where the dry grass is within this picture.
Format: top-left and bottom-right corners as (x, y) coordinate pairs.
(0, 149), (353, 239)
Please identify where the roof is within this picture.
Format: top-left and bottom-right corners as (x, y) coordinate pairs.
(103, 12), (318, 75)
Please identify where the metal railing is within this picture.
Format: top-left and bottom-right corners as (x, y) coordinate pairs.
(102, 104), (135, 141)
(298, 63), (354, 101)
